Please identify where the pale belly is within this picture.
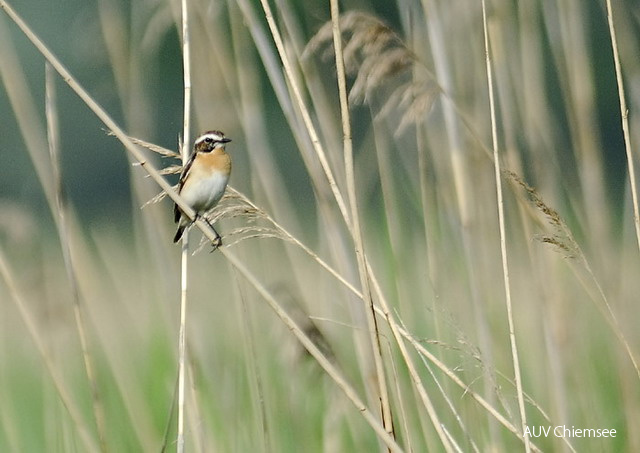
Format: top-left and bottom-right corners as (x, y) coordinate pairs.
(182, 171), (229, 214)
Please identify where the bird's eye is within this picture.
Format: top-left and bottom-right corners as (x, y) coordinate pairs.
(204, 138), (213, 143)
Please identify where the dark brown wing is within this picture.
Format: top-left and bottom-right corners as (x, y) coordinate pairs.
(174, 151), (197, 223)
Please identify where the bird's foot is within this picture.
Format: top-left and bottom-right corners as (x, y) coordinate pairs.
(210, 235), (222, 252)
(207, 220), (222, 251)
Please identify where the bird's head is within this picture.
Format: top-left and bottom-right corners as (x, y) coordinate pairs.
(194, 130), (231, 153)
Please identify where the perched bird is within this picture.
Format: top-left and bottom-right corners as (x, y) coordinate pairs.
(173, 130), (232, 246)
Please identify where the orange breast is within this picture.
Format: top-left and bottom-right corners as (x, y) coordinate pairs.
(198, 149), (231, 175)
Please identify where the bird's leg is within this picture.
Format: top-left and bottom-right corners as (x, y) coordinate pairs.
(191, 214), (222, 250)
(204, 217), (222, 250)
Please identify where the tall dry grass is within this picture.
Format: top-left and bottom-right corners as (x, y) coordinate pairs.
(1, 0), (639, 452)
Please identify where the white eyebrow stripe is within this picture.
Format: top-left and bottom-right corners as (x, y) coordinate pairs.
(195, 133), (223, 144)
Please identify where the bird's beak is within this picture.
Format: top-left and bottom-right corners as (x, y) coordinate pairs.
(221, 137), (232, 143)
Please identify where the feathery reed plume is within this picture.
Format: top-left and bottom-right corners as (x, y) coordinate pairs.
(506, 171), (577, 258)
(304, 11), (440, 133)
(507, 171), (640, 379)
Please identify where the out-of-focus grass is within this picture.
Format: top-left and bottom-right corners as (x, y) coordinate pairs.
(1, 0), (640, 451)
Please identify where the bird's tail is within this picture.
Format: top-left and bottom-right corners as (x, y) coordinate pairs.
(173, 222), (187, 243)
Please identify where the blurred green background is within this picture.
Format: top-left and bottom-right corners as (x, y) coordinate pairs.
(0, 0), (632, 230)
(1, 0), (406, 230)
(1, 0), (639, 451)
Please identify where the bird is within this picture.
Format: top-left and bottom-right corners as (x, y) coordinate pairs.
(173, 130), (232, 246)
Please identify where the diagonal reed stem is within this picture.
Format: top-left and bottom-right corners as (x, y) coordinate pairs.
(45, 64), (108, 453)
(0, 3), (402, 450)
(257, 0), (351, 229)
(0, 247), (100, 453)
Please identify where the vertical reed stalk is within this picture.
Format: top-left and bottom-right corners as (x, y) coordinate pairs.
(177, 0), (192, 450)
(328, 0), (395, 445)
(481, 2), (529, 451)
(604, 0), (640, 253)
